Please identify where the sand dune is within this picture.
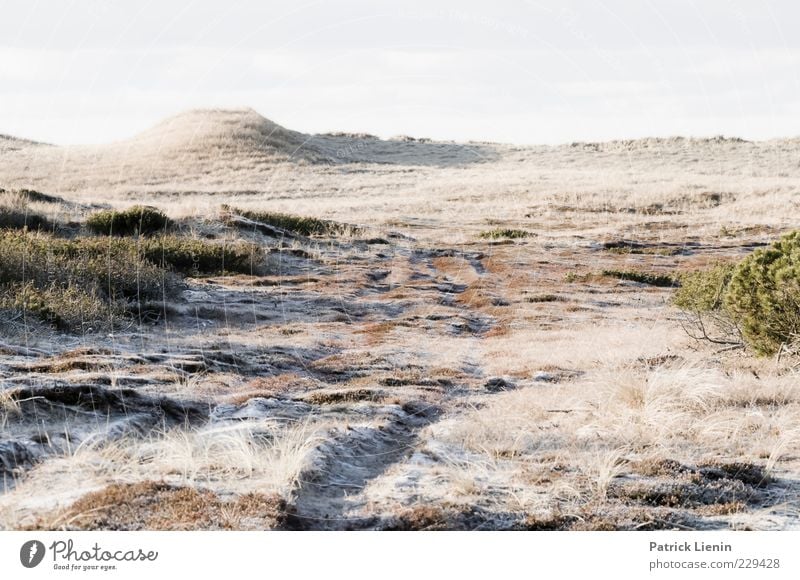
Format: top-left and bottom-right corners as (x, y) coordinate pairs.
(1, 108), (798, 221)
(0, 109), (507, 197)
(125, 108), (325, 160)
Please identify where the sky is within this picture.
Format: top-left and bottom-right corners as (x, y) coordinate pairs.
(1, 0), (798, 145)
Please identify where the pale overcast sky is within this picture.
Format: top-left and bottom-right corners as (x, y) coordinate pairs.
(1, 0), (798, 144)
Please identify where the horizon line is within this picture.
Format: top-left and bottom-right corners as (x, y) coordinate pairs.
(2, 107), (799, 149)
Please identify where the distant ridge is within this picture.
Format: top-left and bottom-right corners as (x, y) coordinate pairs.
(0, 108), (787, 155)
(1, 107), (796, 197)
(0, 133), (49, 152)
(567, 135), (751, 152)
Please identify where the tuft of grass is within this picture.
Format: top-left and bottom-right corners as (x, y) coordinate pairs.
(592, 448), (629, 498)
(478, 228), (532, 240)
(0, 389), (21, 431)
(601, 269), (677, 287)
(86, 206), (173, 237)
(222, 205), (350, 236)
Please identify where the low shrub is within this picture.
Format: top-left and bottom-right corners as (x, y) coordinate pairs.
(672, 263), (740, 347)
(673, 263), (735, 314)
(673, 231), (800, 355)
(0, 231), (266, 331)
(564, 271), (590, 283)
(0, 282), (119, 331)
(479, 228), (532, 240)
(0, 231), (170, 330)
(0, 231), (169, 302)
(0, 207), (53, 231)
(223, 205), (348, 236)
(601, 269), (677, 287)
(86, 206), (173, 236)
(724, 232), (800, 355)
(525, 294), (567, 303)
(140, 236), (265, 275)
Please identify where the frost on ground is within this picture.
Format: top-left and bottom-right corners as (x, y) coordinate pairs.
(0, 109), (799, 530)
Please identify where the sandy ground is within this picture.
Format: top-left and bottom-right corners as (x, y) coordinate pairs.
(0, 109), (798, 530)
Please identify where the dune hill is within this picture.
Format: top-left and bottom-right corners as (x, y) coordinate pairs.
(0, 109), (504, 195)
(124, 108), (326, 160)
(0, 108), (798, 220)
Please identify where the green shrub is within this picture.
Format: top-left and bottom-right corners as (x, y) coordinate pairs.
(0, 231), (171, 300)
(140, 236), (265, 275)
(525, 294), (566, 303)
(0, 282), (118, 331)
(673, 263), (735, 313)
(479, 228), (532, 240)
(86, 206), (173, 236)
(0, 231), (173, 330)
(671, 263), (740, 347)
(223, 205), (348, 236)
(0, 207), (53, 231)
(0, 230), (265, 331)
(601, 269), (677, 287)
(723, 232), (800, 355)
(673, 232), (800, 355)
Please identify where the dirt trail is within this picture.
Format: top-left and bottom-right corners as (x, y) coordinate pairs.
(283, 247), (492, 529)
(284, 402), (442, 530)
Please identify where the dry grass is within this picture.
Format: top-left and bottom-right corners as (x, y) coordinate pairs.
(396, 360), (800, 528)
(133, 422), (324, 490)
(0, 421), (325, 530)
(432, 390), (549, 459)
(0, 390), (20, 432)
